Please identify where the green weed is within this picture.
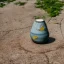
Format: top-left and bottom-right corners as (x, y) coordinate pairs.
(36, 0), (64, 17)
(6, 0), (16, 3)
(0, 0), (16, 8)
(0, 3), (6, 7)
(14, 1), (26, 6)
(34, 16), (40, 19)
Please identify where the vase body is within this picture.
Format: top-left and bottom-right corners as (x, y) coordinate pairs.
(30, 19), (49, 44)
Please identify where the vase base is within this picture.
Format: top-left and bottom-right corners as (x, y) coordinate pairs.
(31, 39), (49, 44)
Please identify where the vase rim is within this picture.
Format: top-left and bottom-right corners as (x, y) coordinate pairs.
(36, 19), (44, 22)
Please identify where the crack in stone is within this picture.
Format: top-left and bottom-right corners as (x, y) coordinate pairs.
(18, 42), (64, 64)
(44, 53), (49, 64)
(47, 18), (52, 23)
(19, 39), (64, 55)
(60, 18), (64, 39)
(19, 42), (50, 64)
(0, 31), (10, 40)
(0, 26), (31, 41)
(20, 46), (33, 53)
(19, 45), (50, 64)
(47, 18), (64, 39)
(19, 42), (33, 53)
(0, 26), (31, 33)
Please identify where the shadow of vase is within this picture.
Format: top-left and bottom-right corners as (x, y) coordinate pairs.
(45, 37), (56, 44)
(32, 37), (56, 44)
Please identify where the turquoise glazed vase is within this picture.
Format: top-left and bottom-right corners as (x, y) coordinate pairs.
(30, 19), (49, 44)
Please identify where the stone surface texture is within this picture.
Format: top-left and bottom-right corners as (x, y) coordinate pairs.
(0, 0), (64, 64)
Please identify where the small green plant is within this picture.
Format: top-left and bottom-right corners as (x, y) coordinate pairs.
(14, 1), (26, 6)
(34, 16), (40, 19)
(42, 15), (46, 19)
(0, 2), (6, 7)
(0, 0), (16, 3)
(6, 0), (16, 3)
(34, 15), (46, 19)
(0, 0), (16, 8)
(36, 0), (64, 17)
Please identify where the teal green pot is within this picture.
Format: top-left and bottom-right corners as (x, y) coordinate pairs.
(30, 19), (49, 44)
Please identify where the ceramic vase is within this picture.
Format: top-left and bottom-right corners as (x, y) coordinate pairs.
(30, 19), (49, 44)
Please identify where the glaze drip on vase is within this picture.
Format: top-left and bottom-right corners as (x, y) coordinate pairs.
(30, 19), (49, 44)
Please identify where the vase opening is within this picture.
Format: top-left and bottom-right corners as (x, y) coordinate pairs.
(36, 19), (44, 22)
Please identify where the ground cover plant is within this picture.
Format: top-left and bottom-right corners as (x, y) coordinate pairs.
(0, 0), (16, 7)
(14, 1), (26, 6)
(36, 0), (64, 17)
(0, 0), (26, 8)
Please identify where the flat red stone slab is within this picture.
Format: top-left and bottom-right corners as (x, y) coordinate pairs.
(19, 32), (64, 53)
